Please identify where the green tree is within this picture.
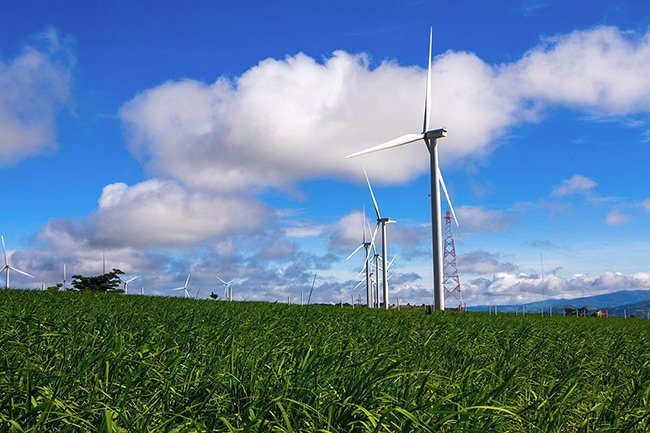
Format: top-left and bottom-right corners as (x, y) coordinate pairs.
(71, 269), (125, 292)
(46, 283), (63, 292)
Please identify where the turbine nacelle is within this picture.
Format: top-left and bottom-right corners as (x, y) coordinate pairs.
(424, 128), (447, 140)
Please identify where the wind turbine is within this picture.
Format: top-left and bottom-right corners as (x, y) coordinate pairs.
(307, 273), (317, 305)
(120, 275), (139, 294)
(61, 264), (67, 290)
(346, 28), (458, 311)
(217, 276), (234, 302)
(363, 169), (394, 310)
(1, 235), (34, 289)
(346, 207), (375, 307)
(172, 273), (191, 298)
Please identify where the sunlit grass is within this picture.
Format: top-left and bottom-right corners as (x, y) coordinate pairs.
(1, 289), (648, 432)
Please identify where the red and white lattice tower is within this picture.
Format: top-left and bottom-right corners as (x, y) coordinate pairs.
(443, 210), (463, 310)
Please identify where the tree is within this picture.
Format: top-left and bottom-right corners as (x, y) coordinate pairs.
(210, 291), (219, 300)
(71, 269), (125, 292)
(46, 283), (63, 292)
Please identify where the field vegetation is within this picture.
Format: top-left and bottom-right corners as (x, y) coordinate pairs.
(1, 290), (649, 432)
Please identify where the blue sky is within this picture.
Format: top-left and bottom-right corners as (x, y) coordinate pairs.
(1, 0), (650, 305)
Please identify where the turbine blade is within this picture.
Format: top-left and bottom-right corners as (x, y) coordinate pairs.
(423, 27), (433, 133)
(438, 166), (459, 227)
(367, 223), (380, 257)
(10, 266), (34, 278)
(359, 249), (373, 276)
(1, 236), (7, 267)
(352, 279), (364, 291)
(184, 273), (191, 289)
(364, 168), (381, 220)
(346, 243), (364, 261)
(127, 276), (139, 283)
(346, 133), (425, 159)
(172, 287), (184, 291)
(216, 276), (228, 285)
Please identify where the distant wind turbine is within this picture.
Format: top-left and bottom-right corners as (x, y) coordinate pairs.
(172, 273), (191, 298)
(1, 235), (34, 289)
(216, 276), (234, 302)
(346, 28), (458, 311)
(120, 275), (139, 295)
(346, 206), (375, 307)
(307, 273), (317, 305)
(61, 264), (67, 290)
(363, 169), (394, 309)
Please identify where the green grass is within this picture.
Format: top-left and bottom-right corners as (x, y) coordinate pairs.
(1, 289), (649, 432)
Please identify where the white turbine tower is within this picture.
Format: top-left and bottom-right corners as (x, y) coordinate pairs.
(172, 273), (191, 298)
(120, 276), (139, 294)
(217, 276), (234, 302)
(363, 169), (394, 310)
(61, 264), (67, 290)
(346, 28), (458, 311)
(1, 235), (34, 289)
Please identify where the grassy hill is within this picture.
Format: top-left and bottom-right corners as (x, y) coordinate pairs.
(1, 289), (649, 432)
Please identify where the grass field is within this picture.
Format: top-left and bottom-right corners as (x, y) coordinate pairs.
(1, 290), (649, 432)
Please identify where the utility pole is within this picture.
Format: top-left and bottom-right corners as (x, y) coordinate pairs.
(443, 210), (463, 310)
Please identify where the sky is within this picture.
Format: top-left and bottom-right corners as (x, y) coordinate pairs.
(1, 0), (650, 306)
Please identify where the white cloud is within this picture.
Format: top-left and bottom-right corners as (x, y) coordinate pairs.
(39, 179), (269, 249)
(605, 209), (631, 226)
(459, 250), (518, 274)
(327, 210), (425, 254)
(640, 199), (650, 213)
(119, 26), (650, 194)
(463, 270), (650, 305)
(456, 205), (512, 233)
(0, 28), (73, 166)
(551, 174), (597, 196)
(117, 50), (521, 191)
(504, 26), (650, 115)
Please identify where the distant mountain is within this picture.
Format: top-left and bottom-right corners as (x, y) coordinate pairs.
(606, 300), (650, 318)
(467, 289), (650, 316)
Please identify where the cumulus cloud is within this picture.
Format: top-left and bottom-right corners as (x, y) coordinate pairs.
(327, 210), (426, 253)
(551, 174), (597, 196)
(0, 28), (73, 166)
(456, 205), (512, 233)
(117, 48), (530, 191)
(39, 179), (269, 249)
(504, 26), (650, 115)
(605, 209), (631, 226)
(463, 270), (650, 305)
(459, 250), (518, 274)
(119, 26), (650, 193)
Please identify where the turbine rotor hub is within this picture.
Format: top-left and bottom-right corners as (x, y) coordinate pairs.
(424, 128), (447, 140)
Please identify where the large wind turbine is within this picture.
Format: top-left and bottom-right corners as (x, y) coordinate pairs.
(1, 235), (34, 289)
(346, 28), (458, 311)
(172, 273), (191, 298)
(363, 169), (394, 309)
